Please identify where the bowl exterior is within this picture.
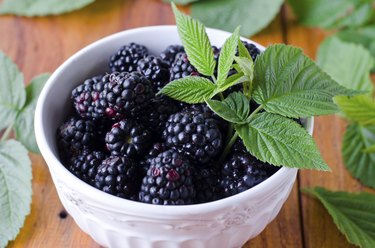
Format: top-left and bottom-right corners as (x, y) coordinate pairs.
(35, 26), (307, 248)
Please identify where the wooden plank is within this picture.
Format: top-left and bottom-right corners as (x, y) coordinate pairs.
(284, 6), (375, 248)
(1, 1), (302, 247)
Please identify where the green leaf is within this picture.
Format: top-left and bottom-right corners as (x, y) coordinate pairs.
(0, 0), (95, 16)
(317, 37), (374, 93)
(191, 0), (284, 37)
(288, 0), (374, 30)
(342, 124), (375, 189)
(253, 44), (360, 118)
(172, 3), (216, 76)
(334, 95), (375, 126)
(15, 74), (50, 154)
(304, 187), (375, 248)
(217, 27), (240, 86)
(206, 92), (250, 124)
(0, 140), (32, 248)
(364, 144), (375, 153)
(335, 26), (375, 68)
(236, 112), (330, 170)
(163, 0), (200, 5)
(217, 72), (247, 93)
(234, 56), (254, 82)
(159, 76), (216, 103)
(238, 39), (252, 60)
(0, 51), (25, 131)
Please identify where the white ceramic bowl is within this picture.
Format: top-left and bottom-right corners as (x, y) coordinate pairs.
(35, 26), (313, 248)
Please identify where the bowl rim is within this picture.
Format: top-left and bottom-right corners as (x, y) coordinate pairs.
(35, 25), (312, 216)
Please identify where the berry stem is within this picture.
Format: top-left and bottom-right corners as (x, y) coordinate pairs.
(247, 105), (263, 121)
(219, 131), (239, 163)
(1, 123), (13, 142)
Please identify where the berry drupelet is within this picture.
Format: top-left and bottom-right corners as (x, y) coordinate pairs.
(139, 150), (196, 205)
(159, 45), (185, 66)
(94, 156), (142, 200)
(162, 112), (223, 164)
(137, 55), (170, 92)
(139, 142), (169, 174)
(109, 42), (148, 73)
(169, 52), (199, 81)
(105, 119), (152, 158)
(193, 164), (222, 203)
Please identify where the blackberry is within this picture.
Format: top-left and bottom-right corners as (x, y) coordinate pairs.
(170, 52), (199, 81)
(140, 142), (168, 174)
(139, 150), (196, 205)
(160, 45), (185, 66)
(220, 153), (276, 197)
(109, 43), (148, 73)
(137, 55), (170, 92)
(68, 150), (106, 186)
(57, 117), (97, 159)
(99, 72), (154, 120)
(194, 164), (222, 203)
(162, 112), (223, 164)
(71, 75), (103, 119)
(105, 119), (152, 158)
(95, 156), (142, 200)
(138, 96), (178, 134)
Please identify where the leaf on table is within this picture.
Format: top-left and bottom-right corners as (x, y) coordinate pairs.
(172, 3), (216, 76)
(0, 51), (25, 131)
(334, 95), (375, 126)
(191, 0), (284, 37)
(206, 92), (250, 124)
(236, 112), (330, 171)
(163, 0), (200, 5)
(0, 0), (95, 17)
(159, 76), (216, 103)
(342, 123), (375, 189)
(317, 37), (374, 93)
(0, 140), (32, 248)
(304, 187), (375, 248)
(288, 0), (374, 30)
(15, 73), (50, 154)
(252, 44), (360, 118)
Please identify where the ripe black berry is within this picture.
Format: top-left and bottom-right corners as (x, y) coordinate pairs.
(194, 164), (222, 203)
(162, 112), (223, 164)
(109, 43), (148, 73)
(94, 156), (142, 200)
(160, 45), (185, 66)
(105, 119), (152, 158)
(139, 142), (169, 174)
(137, 55), (170, 92)
(139, 150), (196, 205)
(170, 52), (199, 81)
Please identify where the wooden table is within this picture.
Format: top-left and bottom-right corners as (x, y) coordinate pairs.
(1, 1), (373, 247)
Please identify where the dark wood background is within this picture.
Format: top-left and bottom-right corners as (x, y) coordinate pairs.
(1, 0), (373, 247)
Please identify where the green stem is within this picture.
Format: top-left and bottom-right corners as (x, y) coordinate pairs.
(248, 105), (263, 121)
(225, 122), (234, 144)
(219, 132), (239, 163)
(211, 75), (217, 84)
(1, 123), (14, 142)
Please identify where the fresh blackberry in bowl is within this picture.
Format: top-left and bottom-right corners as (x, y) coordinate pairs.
(193, 164), (222, 203)
(105, 119), (152, 158)
(68, 150), (106, 186)
(139, 142), (169, 174)
(95, 156), (142, 200)
(220, 153), (277, 197)
(137, 55), (170, 92)
(137, 96), (179, 135)
(162, 112), (223, 164)
(57, 117), (98, 159)
(139, 149), (196, 205)
(99, 72), (154, 120)
(160, 45), (185, 66)
(170, 52), (199, 81)
(71, 75), (104, 119)
(109, 42), (148, 73)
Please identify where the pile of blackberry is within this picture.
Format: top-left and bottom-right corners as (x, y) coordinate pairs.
(57, 41), (279, 205)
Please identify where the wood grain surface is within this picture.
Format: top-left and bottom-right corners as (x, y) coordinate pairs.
(0, 1), (373, 247)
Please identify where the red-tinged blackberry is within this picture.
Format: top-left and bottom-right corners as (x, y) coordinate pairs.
(160, 45), (185, 66)
(162, 112), (223, 164)
(139, 142), (168, 174)
(105, 119), (152, 158)
(57, 117), (97, 160)
(109, 43), (148, 73)
(220, 153), (277, 197)
(71, 75), (104, 119)
(95, 156), (142, 200)
(170, 52), (199, 81)
(99, 72), (154, 120)
(137, 96), (179, 135)
(68, 150), (106, 186)
(137, 55), (170, 92)
(193, 164), (222, 203)
(139, 150), (196, 205)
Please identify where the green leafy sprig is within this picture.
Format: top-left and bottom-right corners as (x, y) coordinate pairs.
(0, 51), (49, 247)
(161, 4), (360, 171)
